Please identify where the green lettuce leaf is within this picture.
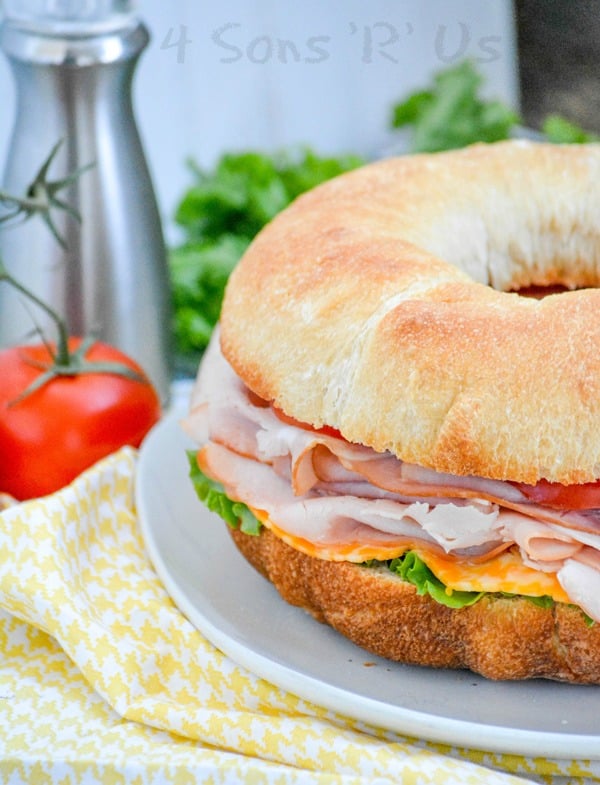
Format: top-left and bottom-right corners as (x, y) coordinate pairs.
(187, 451), (261, 535)
(388, 551), (484, 609)
(369, 552), (560, 613)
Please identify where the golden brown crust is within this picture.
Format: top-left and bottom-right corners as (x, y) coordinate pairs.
(220, 141), (600, 484)
(231, 526), (600, 683)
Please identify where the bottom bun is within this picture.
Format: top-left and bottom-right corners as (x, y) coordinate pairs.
(229, 527), (600, 683)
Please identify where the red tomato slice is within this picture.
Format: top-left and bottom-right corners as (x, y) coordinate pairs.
(0, 338), (161, 500)
(515, 478), (600, 511)
(272, 405), (342, 440)
(271, 397), (600, 511)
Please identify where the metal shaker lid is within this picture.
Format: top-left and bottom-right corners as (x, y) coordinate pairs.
(2, 0), (138, 35)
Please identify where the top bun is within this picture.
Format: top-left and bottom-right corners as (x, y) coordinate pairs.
(220, 141), (600, 485)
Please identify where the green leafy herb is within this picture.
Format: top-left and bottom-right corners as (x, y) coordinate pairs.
(390, 59), (599, 154)
(542, 114), (600, 144)
(170, 148), (364, 359)
(390, 60), (520, 153)
(187, 450), (261, 535)
(170, 235), (250, 357)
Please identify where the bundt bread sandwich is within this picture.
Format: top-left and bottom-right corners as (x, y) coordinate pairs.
(183, 140), (600, 683)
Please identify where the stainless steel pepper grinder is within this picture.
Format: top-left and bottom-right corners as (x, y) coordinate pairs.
(0, 0), (172, 404)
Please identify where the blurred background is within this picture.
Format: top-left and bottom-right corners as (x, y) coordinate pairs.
(515, 0), (600, 136)
(0, 0), (597, 376)
(0, 0), (521, 238)
(0, 0), (596, 237)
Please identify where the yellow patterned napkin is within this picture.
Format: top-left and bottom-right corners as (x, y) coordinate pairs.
(0, 446), (597, 784)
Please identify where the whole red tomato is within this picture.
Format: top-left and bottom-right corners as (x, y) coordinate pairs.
(0, 338), (161, 500)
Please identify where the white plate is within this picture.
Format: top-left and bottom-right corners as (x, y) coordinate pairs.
(137, 407), (600, 760)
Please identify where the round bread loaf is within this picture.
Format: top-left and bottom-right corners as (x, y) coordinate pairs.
(230, 526), (600, 683)
(210, 141), (600, 682)
(220, 141), (600, 485)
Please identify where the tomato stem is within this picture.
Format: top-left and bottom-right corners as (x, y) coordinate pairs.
(0, 264), (71, 365)
(0, 140), (150, 403)
(0, 261), (147, 404)
(0, 139), (94, 249)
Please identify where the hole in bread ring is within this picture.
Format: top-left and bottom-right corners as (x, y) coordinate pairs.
(220, 141), (600, 485)
(511, 284), (572, 298)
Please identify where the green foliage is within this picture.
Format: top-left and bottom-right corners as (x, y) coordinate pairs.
(542, 114), (600, 144)
(170, 149), (364, 358)
(390, 59), (599, 154)
(390, 60), (520, 152)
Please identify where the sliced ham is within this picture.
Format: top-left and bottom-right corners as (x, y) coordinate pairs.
(198, 441), (507, 561)
(558, 560), (600, 622)
(184, 333), (600, 621)
(185, 335), (600, 535)
(500, 516), (583, 563)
